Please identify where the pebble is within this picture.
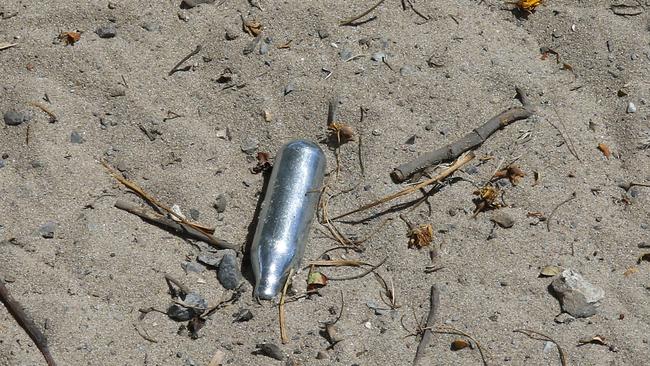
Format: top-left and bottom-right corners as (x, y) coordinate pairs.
(371, 52), (386, 62)
(490, 211), (514, 228)
(181, 0), (215, 8)
(4, 110), (30, 126)
(39, 221), (57, 239)
(198, 249), (235, 267)
(627, 102), (637, 113)
(217, 253), (242, 290)
(240, 138), (259, 154)
(141, 21), (159, 32)
(232, 308), (253, 322)
(70, 131), (83, 144)
(371, 129), (381, 136)
(317, 29), (330, 39)
(255, 343), (285, 361)
(399, 65), (415, 76)
(259, 42), (270, 55)
(213, 193), (228, 213)
(167, 292), (208, 321)
(554, 313), (576, 324)
(189, 208), (200, 220)
(551, 269), (605, 318)
(181, 261), (206, 273)
(95, 24), (117, 38)
(224, 28), (238, 40)
(316, 351), (329, 359)
(284, 82), (295, 95)
(339, 48), (353, 61)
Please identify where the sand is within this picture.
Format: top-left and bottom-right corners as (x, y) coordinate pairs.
(1, 0), (649, 365)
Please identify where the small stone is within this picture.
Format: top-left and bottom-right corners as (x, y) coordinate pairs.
(39, 221), (57, 239)
(554, 313), (576, 324)
(339, 48), (353, 61)
(371, 129), (381, 136)
(317, 29), (329, 39)
(240, 138), (259, 154)
(0, 159), (4, 168)
(283, 82), (295, 95)
(140, 21), (158, 31)
(178, 11), (189, 22)
(551, 269), (605, 318)
(181, 261), (206, 273)
(638, 242), (650, 249)
(188, 208), (200, 220)
(225, 28), (238, 40)
(181, 0), (215, 8)
(108, 1), (117, 9)
(490, 211), (514, 228)
(69, 131), (83, 144)
(371, 52), (386, 62)
(95, 24), (117, 38)
(217, 253), (242, 290)
(316, 351), (328, 359)
(404, 135), (417, 145)
(198, 249), (235, 267)
(399, 65), (415, 76)
(627, 102), (637, 113)
(4, 110), (30, 126)
(232, 308), (253, 322)
(255, 343), (285, 361)
(167, 292), (207, 321)
(213, 194), (227, 213)
(183, 357), (197, 366)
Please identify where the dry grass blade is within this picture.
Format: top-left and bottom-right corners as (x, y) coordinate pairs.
(332, 152), (474, 220)
(328, 257), (387, 281)
(279, 269), (293, 344)
(513, 329), (567, 366)
(339, 0), (386, 25)
(307, 259), (366, 267)
(101, 160), (215, 235)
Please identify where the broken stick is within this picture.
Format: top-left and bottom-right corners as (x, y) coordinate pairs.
(332, 152), (474, 220)
(0, 280), (57, 366)
(391, 87), (533, 183)
(413, 284), (440, 366)
(115, 200), (238, 250)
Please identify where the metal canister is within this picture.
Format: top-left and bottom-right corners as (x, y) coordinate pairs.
(250, 139), (326, 300)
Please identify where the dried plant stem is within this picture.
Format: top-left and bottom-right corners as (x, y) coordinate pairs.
(513, 329), (567, 366)
(332, 152), (474, 220)
(339, 0), (386, 25)
(546, 192), (577, 232)
(433, 325), (489, 366)
(413, 284), (440, 365)
(279, 269), (293, 344)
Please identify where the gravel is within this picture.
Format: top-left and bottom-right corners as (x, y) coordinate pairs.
(551, 269), (605, 318)
(217, 252), (242, 290)
(95, 24), (117, 38)
(4, 110), (30, 126)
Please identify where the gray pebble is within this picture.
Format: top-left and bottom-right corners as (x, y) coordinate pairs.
(95, 24), (117, 38)
(225, 28), (238, 40)
(339, 48), (353, 61)
(316, 351), (328, 359)
(189, 208), (200, 220)
(181, 261), (206, 273)
(183, 357), (197, 366)
(0, 159), (4, 168)
(371, 52), (386, 62)
(213, 193), (227, 213)
(424, 121), (436, 131)
(400, 65), (415, 76)
(490, 211), (514, 228)
(255, 343), (285, 361)
(217, 253), (242, 290)
(317, 29), (329, 39)
(627, 102), (637, 113)
(232, 308), (253, 322)
(554, 313), (576, 324)
(465, 165), (479, 175)
(240, 138), (258, 154)
(4, 110), (30, 126)
(551, 269), (604, 318)
(141, 22), (159, 32)
(371, 129), (381, 136)
(70, 131), (84, 144)
(284, 82), (295, 95)
(39, 221), (57, 239)
(178, 11), (189, 22)
(181, 0), (215, 8)
(167, 292), (207, 321)
(198, 249), (235, 267)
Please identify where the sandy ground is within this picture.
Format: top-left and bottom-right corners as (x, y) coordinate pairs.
(1, 0), (650, 365)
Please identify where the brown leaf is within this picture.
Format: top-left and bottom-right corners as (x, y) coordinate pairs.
(450, 339), (471, 351)
(597, 143), (611, 159)
(243, 19), (262, 37)
(58, 31), (81, 45)
(251, 152), (272, 174)
(493, 165), (525, 185)
(561, 63), (574, 72)
(276, 40), (292, 49)
(307, 271), (328, 291)
(407, 224), (433, 249)
(328, 122), (355, 143)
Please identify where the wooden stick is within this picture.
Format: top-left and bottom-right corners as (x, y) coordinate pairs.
(391, 87), (532, 182)
(413, 284), (439, 365)
(339, 0), (386, 25)
(332, 152), (474, 220)
(115, 200), (238, 250)
(0, 280), (57, 366)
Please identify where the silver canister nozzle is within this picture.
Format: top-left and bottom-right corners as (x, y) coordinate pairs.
(250, 139), (326, 300)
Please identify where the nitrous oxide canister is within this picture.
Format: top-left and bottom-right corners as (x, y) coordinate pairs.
(250, 140), (326, 300)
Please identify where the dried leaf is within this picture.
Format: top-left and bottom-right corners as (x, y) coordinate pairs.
(58, 31), (81, 45)
(328, 122), (355, 143)
(539, 265), (562, 277)
(450, 339), (471, 351)
(407, 224), (433, 249)
(561, 63), (574, 72)
(473, 184), (502, 215)
(276, 40), (292, 49)
(251, 152), (272, 174)
(578, 335), (607, 346)
(493, 165), (526, 185)
(0, 42), (18, 50)
(597, 143), (611, 159)
(518, 0), (543, 12)
(243, 19), (262, 37)
(637, 253), (650, 264)
(307, 271), (328, 291)
(623, 266), (638, 277)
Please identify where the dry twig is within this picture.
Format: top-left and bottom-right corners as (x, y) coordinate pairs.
(513, 329), (567, 366)
(546, 192), (577, 232)
(339, 0), (386, 25)
(412, 285), (439, 365)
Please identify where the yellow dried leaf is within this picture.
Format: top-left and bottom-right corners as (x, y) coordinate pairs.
(539, 265), (562, 277)
(407, 224), (433, 249)
(597, 143), (611, 159)
(58, 31), (80, 45)
(518, 0), (542, 12)
(623, 266), (638, 277)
